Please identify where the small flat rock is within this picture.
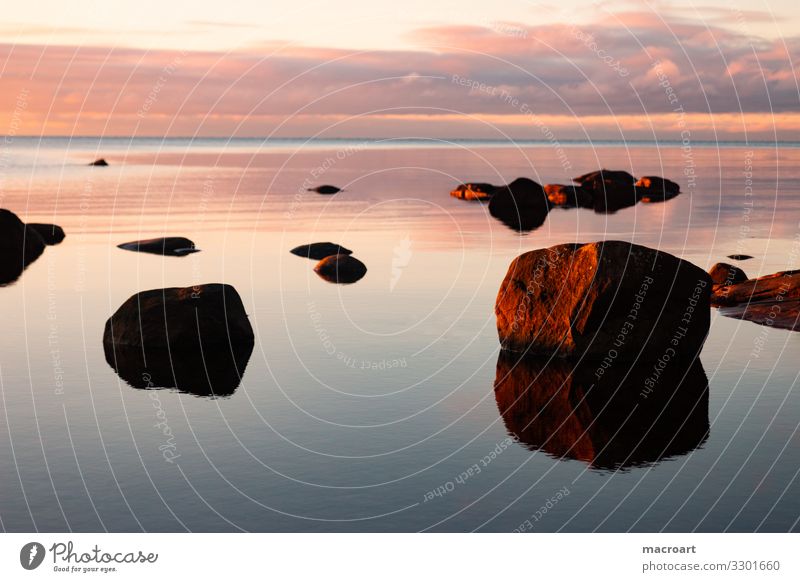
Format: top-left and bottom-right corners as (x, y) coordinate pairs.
(450, 183), (496, 201)
(290, 242), (353, 260)
(89, 158), (109, 166)
(308, 185), (341, 194)
(117, 237), (199, 256)
(314, 254), (367, 284)
(727, 254), (754, 261)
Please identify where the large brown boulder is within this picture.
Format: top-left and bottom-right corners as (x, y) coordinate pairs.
(314, 254), (367, 284)
(495, 241), (712, 360)
(488, 178), (550, 231)
(103, 284), (254, 350)
(494, 352), (709, 469)
(0, 209), (47, 284)
(708, 263), (748, 286)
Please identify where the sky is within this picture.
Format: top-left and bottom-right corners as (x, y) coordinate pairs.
(0, 0), (798, 139)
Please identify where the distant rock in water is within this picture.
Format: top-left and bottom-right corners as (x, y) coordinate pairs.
(104, 338), (253, 397)
(103, 284), (254, 352)
(488, 178), (550, 231)
(636, 176), (681, 202)
(494, 352), (709, 470)
(727, 254), (754, 261)
(308, 185), (341, 194)
(314, 254), (367, 284)
(709, 262), (748, 286)
(544, 184), (593, 209)
(450, 182), (496, 201)
(573, 169), (639, 213)
(117, 237), (199, 256)
(27, 223), (66, 245)
(89, 158), (109, 166)
(0, 209), (46, 285)
(290, 242), (353, 260)
(495, 241), (711, 360)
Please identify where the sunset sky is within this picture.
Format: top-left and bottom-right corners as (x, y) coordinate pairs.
(1, 0), (798, 139)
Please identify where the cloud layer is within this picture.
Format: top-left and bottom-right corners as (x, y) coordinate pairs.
(1, 12), (797, 139)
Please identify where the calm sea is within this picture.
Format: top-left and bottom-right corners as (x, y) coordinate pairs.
(1, 137), (799, 532)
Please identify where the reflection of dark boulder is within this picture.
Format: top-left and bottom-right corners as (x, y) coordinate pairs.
(709, 263), (748, 286)
(450, 182), (496, 201)
(103, 284), (254, 350)
(117, 237), (199, 256)
(104, 338), (253, 397)
(314, 254), (367, 284)
(488, 178), (550, 231)
(494, 352), (709, 470)
(495, 241), (711, 360)
(544, 184), (593, 209)
(308, 185), (341, 194)
(290, 242), (353, 260)
(0, 209), (46, 285)
(89, 158), (109, 166)
(27, 223), (66, 245)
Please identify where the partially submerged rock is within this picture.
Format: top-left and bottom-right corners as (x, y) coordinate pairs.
(117, 237), (199, 256)
(314, 254), (367, 284)
(573, 169), (639, 213)
(635, 176), (680, 202)
(27, 223), (66, 245)
(494, 352), (709, 469)
(89, 158), (109, 166)
(544, 184), (593, 209)
(727, 254), (754, 261)
(0, 209), (46, 285)
(103, 284), (254, 350)
(308, 185), (341, 195)
(450, 182), (496, 201)
(488, 178), (550, 231)
(290, 242), (353, 260)
(495, 241), (711, 360)
(709, 263), (748, 286)
(711, 269), (800, 306)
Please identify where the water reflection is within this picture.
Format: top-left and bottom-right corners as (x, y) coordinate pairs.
(494, 352), (709, 470)
(104, 340), (254, 397)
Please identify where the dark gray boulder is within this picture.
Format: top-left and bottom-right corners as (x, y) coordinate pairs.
(290, 242), (353, 260)
(117, 237), (199, 256)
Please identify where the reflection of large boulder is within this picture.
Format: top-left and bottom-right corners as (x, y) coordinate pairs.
(488, 178), (550, 231)
(0, 209), (47, 285)
(103, 284), (254, 350)
(494, 352), (709, 469)
(495, 241), (711, 360)
(104, 339), (253, 397)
